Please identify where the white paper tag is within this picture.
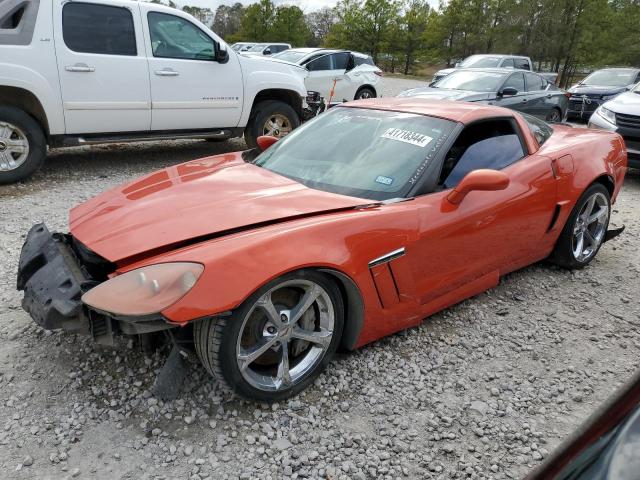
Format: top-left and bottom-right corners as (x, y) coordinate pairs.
(381, 128), (433, 148)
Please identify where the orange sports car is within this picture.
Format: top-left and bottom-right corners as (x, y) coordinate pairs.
(17, 98), (627, 401)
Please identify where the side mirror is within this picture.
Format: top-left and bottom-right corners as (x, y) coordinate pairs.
(428, 81), (436, 87)
(263, 48), (271, 55)
(215, 45), (229, 64)
(499, 86), (518, 96)
(447, 169), (509, 205)
(256, 135), (279, 151)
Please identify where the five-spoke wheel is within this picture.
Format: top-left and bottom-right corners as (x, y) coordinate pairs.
(551, 183), (611, 269)
(194, 271), (343, 401)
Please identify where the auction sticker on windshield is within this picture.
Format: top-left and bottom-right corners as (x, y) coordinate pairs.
(381, 128), (433, 147)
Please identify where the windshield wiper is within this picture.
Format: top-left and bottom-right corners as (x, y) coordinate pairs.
(355, 197), (415, 209)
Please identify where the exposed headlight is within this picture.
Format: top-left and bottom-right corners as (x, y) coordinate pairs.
(596, 106), (616, 125)
(82, 262), (204, 316)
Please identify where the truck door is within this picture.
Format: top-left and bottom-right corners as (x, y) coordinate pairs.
(140, 6), (243, 131)
(53, 0), (151, 134)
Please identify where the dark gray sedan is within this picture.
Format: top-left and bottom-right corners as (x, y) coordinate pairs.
(399, 68), (568, 122)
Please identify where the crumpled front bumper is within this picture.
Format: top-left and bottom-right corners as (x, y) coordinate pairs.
(16, 223), (176, 344)
(16, 223), (90, 334)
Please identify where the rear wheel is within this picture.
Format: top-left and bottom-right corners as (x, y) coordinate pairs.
(194, 270), (343, 401)
(244, 100), (300, 150)
(0, 107), (46, 184)
(551, 183), (611, 269)
(546, 108), (562, 123)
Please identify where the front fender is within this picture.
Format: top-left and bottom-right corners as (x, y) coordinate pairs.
(118, 204), (420, 348)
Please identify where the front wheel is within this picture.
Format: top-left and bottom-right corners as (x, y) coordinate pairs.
(194, 270), (344, 401)
(550, 183), (611, 269)
(355, 87), (376, 100)
(0, 106), (46, 184)
(244, 100), (300, 150)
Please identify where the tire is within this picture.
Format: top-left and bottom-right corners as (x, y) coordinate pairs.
(546, 108), (562, 123)
(0, 106), (46, 184)
(244, 100), (300, 150)
(550, 183), (611, 269)
(194, 270), (344, 401)
(355, 87), (376, 100)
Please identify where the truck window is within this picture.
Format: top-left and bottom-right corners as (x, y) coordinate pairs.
(147, 12), (215, 61)
(514, 58), (530, 70)
(501, 58), (515, 68)
(62, 3), (136, 56)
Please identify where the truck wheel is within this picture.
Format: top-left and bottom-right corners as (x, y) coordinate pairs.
(244, 100), (300, 150)
(0, 106), (46, 184)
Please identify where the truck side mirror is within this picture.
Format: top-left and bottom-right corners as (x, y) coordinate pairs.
(215, 45), (229, 64)
(499, 87), (518, 96)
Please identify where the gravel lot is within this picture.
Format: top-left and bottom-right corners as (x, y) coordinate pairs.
(1, 77), (639, 480)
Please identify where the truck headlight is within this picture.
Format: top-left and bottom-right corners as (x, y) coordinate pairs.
(82, 262), (204, 316)
(596, 106), (616, 125)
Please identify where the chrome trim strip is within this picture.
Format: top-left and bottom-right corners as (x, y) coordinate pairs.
(368, 247), (405, 268)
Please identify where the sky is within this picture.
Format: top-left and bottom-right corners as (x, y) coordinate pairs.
(177, 0), (440, 15)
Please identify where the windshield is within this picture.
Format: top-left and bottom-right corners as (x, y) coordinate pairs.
(434, 70), (506, 92)
(271, 50), (309, 63)
(247, 44), (266, 52)
(460, 55), (502, 68)
(254, 107), (456, 201)
(582, 69), (637, 87)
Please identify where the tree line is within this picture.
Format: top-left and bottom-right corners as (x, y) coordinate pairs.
(162, 0), (640, 87)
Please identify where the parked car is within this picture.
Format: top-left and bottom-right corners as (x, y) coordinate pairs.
(270, 48), (383, 104)
(400, 69), (568, 122)
(231, 42), (255, 52)
(0, 0), (307, 184)
(432, 54), (557, 84)
(527, 369), (640, 480)
(567, 67), (640, 121)
(17, 98), (626, 401)
(588, 82), (640, 169)
(241, 43), (291, 56)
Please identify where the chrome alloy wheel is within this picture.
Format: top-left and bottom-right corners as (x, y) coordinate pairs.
(357, 89), (373, 99)
(262, 114), (292, 138)
(236, 280), (335, 392)
(572, 191), (609, 263)
(0, 121), (29, 172)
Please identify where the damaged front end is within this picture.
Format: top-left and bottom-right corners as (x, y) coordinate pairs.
(16, 223), (177, 346)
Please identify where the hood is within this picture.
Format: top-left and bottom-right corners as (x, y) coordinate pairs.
(70, 153), (368, 263)
(603, 91), (640, 114)
(237, 53), (308, 80)
(398, 87), (492, 102)
(434, 68), (455, 78)
(568, 84), (628, 97)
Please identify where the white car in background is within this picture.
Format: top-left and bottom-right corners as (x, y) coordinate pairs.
(241, 43), (291, 57)
(270, 48), (384, 104)
(231, 42), (255, 52)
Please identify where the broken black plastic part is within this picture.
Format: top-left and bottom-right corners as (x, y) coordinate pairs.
(604, 225), (625, 243)
(151, 345), (189, 401)
(17, 223), (87, 331)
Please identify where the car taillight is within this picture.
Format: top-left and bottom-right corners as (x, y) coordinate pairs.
(374, 70), (383, 77)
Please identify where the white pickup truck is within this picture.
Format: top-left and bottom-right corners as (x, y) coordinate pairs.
(0, 0), (308, 183)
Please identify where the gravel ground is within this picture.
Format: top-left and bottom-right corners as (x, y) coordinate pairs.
(1, 77), (639, 480)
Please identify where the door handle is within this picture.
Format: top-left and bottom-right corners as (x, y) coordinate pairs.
(65, 63), (95, 72)
(332, 77), (344, 82)
(154, 68), (179, 77)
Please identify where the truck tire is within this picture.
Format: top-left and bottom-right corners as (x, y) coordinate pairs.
(244, 100), (300, 150)
(0, 106), (46, 184)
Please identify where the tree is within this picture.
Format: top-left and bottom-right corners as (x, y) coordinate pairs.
(306, 8), (336, 47)
(238, 0), (276, 41)
(271, 6), (311, 46)
(399, 0), (431, 74)
(213, 3), (244, 40)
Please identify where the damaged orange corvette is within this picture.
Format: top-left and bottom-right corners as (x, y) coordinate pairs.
(17, 98), (627, 401)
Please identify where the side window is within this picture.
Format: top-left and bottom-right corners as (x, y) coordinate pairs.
(0, 0), (39, 46)
(521, 113), (554, 144)
(354, 55), (374, 66)
(307, 54), (332, 71)
(148, 12), (215, 60)
(501, 58), (515, 68)
(439, 120), (526, 188)
(332, 52), (350, 70)
(525, 72), (544, 91)
(503, 73), (525, 93)
(515, 58), (530, 70)
(62, 3), (137, 56)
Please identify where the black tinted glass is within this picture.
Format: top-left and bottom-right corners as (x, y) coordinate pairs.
(503, 73), (525, 92)
(525, 73), (544, 91)
(63, 3), (136, 56)
(332, 52), (350, 70)
(515, 58), (530, 70)
(307, 54), (331, 71)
